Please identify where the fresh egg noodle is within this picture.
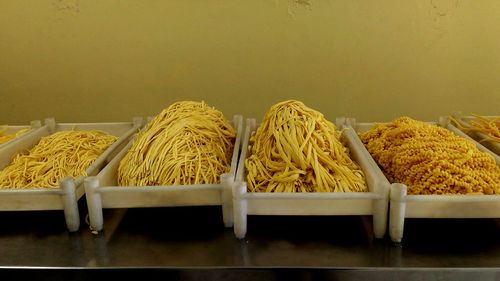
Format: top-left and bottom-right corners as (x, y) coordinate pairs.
(450, 114), (500, 143)
(0, 130), (118, 188)
(0, 127), (29, 145)
(245, 100), (367, 193)
(117, 101), (235, 186)
(360, 117), (500, 195)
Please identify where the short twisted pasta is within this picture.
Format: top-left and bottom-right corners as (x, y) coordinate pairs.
(360, 117), (500, 195)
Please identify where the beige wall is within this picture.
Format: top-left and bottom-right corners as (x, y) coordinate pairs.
(0, 0), (499, 124)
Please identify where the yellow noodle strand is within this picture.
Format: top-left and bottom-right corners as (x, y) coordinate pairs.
(450, 114), (500, 143)
(245, 100), (367, 193)
(360, 117), (500, 195)
(0, 127), (29, 145)
(0, 130), (117, 188)
(117, 101), (235, 186)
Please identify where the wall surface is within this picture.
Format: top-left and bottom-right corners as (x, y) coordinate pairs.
(0, 0), (499, 124)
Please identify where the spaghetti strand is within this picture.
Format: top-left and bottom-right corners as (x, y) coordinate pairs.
(117, 101), (235, 186)
(245, 100), (367, 193)
(0, 130), (117, 188)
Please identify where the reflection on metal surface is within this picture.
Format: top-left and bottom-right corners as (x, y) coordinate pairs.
(0, 205), (498, 270)
(87, 208), (128, 267)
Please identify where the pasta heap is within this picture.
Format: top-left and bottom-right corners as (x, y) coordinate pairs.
(0, 130), (117, 188)
(360, 117), (500, 195)
(245, 100), (367, 193)
(0, 127), (29, 145)
(450, 114), (500, 143)
(117, 101), (235, 186)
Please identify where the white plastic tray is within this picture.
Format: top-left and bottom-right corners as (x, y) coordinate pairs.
(0, 120), (43, 149)
(447, 114), (500, 156)
(84, 115), (243, 233)
(346, 117), (500, 243)
(0, 117), (143, 231)
(232, 118), (390, 239)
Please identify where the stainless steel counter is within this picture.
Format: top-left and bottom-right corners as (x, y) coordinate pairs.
(0, 204), (498, 280)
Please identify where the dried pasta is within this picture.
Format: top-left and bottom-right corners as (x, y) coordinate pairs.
(360, 117), (500, 195)
(0, 127), (29, 145)
(0, 130), (117, 188)
(117, 101), (235, 186)
(245, 100), (367, 193)
(450, 114), (500, 143)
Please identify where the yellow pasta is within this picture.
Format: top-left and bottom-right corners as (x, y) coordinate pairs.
(0, 130), (117, 188)
(245, 100), (367, 193)
(360, 117), (500, 195)
(450, 114), (500, 143)
(0, 127), (29, 145)
(117, 101), (235, 186)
